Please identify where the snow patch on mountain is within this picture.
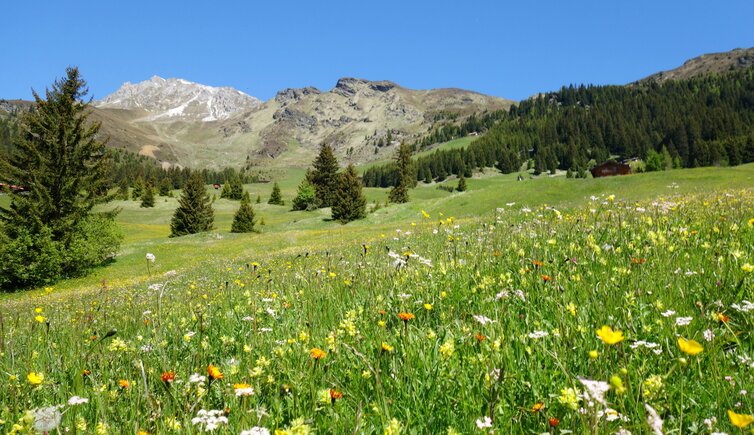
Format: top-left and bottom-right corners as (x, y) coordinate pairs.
(95, 76), (261, 122)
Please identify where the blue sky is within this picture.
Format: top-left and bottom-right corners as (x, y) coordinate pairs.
(2, 0), (753, 102)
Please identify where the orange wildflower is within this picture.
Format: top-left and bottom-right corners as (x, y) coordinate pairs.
(475, 333), (487, 342)
(541, 275), (551, 282)
(161, 371), (176, 384)
(716, 312), (730, 323)
(397, 312), (415, 321)
(118, 379), (130, 389)
(82, 369), (91, 377)
(310, 348), (327, 360)
(531, 402), (545, 413)
(549, 417), (560, 427)
(532, 260), (544, 268)
(208, 364), (223, 380)
(330, 388), (343, 401)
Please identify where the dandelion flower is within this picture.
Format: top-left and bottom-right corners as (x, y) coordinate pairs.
(727, 409), (754, 428)
(32, 406), (62, 432)
(34, 315), (46, 323)
(677, 337), (703, 355)
(596, 326), (624, 345)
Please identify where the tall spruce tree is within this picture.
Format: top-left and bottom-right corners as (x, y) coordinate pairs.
(229, 176), (244, 200)
(388, 142), (413, 203)
(456, 174), (467, 192)
(132, 176), (145, 199)
(268, 181), (283, 205)
(291, 177), (318, 211)
(140, 183), (155, 208)
(158, 177), (172, 196)
(332, 164), (366, 223)
(117, 178), (130, 200)
(231, 191), (257, 233)
(0, 67), (122, 288)
(309, 143), (339, 207)
(170, 172), (214, 237)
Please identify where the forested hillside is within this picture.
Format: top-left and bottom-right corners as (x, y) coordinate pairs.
(364, 67), (754, 186)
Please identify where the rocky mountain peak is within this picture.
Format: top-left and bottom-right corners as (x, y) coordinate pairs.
(95, 76), (261, 122)
(332, 78), (399, 97)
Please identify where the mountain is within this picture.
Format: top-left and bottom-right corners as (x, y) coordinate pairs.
(639, 47), (754, 83)
(91, 77), (512, 169)
(94, 76), (262, 122)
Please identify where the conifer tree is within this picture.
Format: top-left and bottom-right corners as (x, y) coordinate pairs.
(117, 178), (130, 200)
(158, 177), (172, 196)
(389, 143), (413, 203)
(456, 174), (467, 192)
(132, 176), (145, 199)
(231, 191), (257, 233)
(229, 176), (244, 200)
(140, 183), (155, 208)
(0, 67), (121, 287)
(291, 177), (318, 211)
(332, 165), (366, 223)
(220, 181), (232, 199)
(170, 172), (214, 237)
(309, 144), (339, 207)
(268, 181), (284, 205)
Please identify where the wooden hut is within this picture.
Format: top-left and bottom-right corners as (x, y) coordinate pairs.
(590, 161), (631, 178)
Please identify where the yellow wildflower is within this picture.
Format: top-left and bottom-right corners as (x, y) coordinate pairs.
(27, 372), (43, 386)
(727, 409), (754, 428)
(596, 326), (624, 345)
(677, 337), (703, 356)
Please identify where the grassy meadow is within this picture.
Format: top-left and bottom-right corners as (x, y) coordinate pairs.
(1, 164), (754, 433)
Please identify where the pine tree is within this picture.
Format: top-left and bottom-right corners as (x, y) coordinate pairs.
(220, 181), (232, 199)
(256, 194), (261, 204)
(0, 67), (122, 287)
(231, 191), (257, 233)
(456, 174), (467, 192)
(117, 178), (130, 200)
(170, 172), (214, 237)
(132, 176), (145, 199)
(291, 178), (318, 211)
(268, 181), (284, 205)
(309, 144), (340, 207)
(389, 143), (413, 203)
(158, 177), (172, 196)
(140, 183), (156, 208)
(332, 165), (366, 224)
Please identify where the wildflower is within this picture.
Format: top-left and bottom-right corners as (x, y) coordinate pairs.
(642, 375), (664, 401)
(610, 375), (626, 395)
(118, 379), (130, 389)
(381, 342), (394, 353)
(473, 314), (495, 325)
(548, 417), (560, 427)
(596, 325), (624, 345)
(558, 387), (582, 410)
(34, 315), (46, 323)
(384, 418), (402, 435)
(32, 406), (62, 433)
(161, 371), (176, 384)
(475, 333), (486, 342)
(476, 416), (493, 429)
(241, 428), (270, 435)
(578, 377), (610, 406)
(207, 364), (223, 380)
(397, 312), (415, 322)
(727, 409), (754, 428)
(528, 330), (549, 339)
(423, 303), (433, 311)
(421, 210), (430, 218)
(742, 263), (754, 273)
(191, 409), (229, 432)
(146, 253), (156, 262)
(67, 396), (89, 406)
(675, 316), (693, 326)
(703, 329), (715, 342)
(234, 383), (255, 397)
(565, 302), (577, 316)
(541, 274), (551, 282)
(677, 337), (703, 355)
(715, 312), (730, 323)
(330, 388), (343, 404)
(82, 369), (91, 377)
(588, 350), (599, 359)
(748, 218), (754, 227)
(310, 348), (327, 360)
(530, 402), (545, 413)
(27, 372), (43, 386)
(439, 339), (455, 359)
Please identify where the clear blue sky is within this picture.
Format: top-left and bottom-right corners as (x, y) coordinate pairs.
(2, 0), (753, 102)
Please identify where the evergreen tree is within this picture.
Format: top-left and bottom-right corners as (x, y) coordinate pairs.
(332, 165), (366, 224)
(220, 181), (232, 199)
(229, 176), (244, 200)
(389, 143), (413, 203)
(231, 191), (257, 233)
(268, 181), (284, 205)
(0, 67), (122, 288)
(256, 194), (261, 204)
(309, 144), (340, 207)
(132, 176), (145, 199)
(117, 178), (130, 200)
(170, 172), (214, 237)
(158, 177), (172, 196)
(140, 183), (155, 208)
(456, 174), (467, 192)
(291, 178), (318, 211)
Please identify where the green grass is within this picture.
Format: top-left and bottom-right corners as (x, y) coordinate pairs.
(357, 136), (478, 173)
(1, 165), (754, 433)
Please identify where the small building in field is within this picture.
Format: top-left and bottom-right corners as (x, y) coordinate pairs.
(212, 183), (221, 189)
(590, 161), (631, 178)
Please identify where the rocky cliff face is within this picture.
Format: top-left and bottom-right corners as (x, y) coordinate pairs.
(84, 77), (511, 169)
(95, 76), (262, 122)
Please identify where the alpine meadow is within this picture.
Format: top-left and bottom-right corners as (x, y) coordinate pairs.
(1, 2), (754, 433)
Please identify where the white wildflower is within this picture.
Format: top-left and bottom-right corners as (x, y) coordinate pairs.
(578, 377), (610, 406)
(645, 403), (663, 435)
(67, 396), (89, 406)
(675, 316), (693, 326)
(33, 406), (62, 432)
(476, 416), (493, 429)
(473, 315), (495, 325)
(146, 253), (156, 262)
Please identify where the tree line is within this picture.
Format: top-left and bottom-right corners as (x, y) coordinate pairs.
(364, 67), (754, 186)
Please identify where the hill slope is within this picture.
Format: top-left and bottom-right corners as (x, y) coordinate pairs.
(639, 46), (754, 83)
